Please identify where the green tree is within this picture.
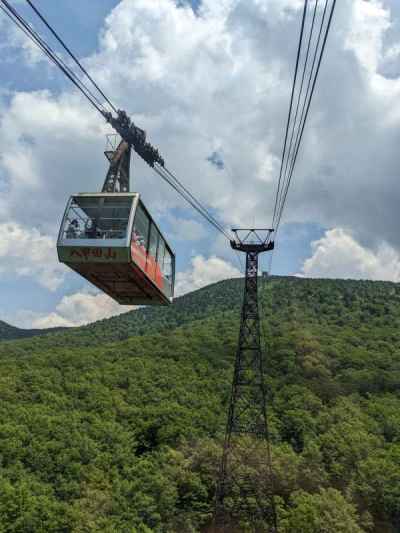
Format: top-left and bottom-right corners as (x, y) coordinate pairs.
(281, 488), (366, 533)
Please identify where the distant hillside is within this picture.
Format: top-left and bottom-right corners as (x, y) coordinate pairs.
(0, 279), (241, 343)
(0, 278), (244, 349)
(0, 276), (400, 532)
(0, 319), (64, 341)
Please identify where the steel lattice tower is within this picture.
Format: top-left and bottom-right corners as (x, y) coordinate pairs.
(214, 229), (277, 533)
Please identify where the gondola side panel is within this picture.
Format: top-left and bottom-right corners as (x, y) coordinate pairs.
(130, 240), (147, 272)
(58, 244), (130, 264)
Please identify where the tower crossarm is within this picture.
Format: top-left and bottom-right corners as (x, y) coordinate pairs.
(230, 228), (275, 253)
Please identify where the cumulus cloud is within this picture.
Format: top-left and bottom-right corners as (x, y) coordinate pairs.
(14, 254), (240, 329)
(0, 222), (65, 290)
(167, 214), (207, 241)
(2, 0), (400, 246)
(175, 254), (241, 295)
(0, 9), (48, 67)
(16, 291), (133, 329)
(0, 90), (105, 233)
(0, 0), (310, 236)
(301, 228), (400, 281)
(345, 0), (390, 73)
(2, 0), (400, 323)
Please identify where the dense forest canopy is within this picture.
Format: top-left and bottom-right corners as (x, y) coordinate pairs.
(1, 276), (400, 532)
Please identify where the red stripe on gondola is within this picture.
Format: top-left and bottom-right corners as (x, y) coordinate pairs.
(131, 240), (164, 291)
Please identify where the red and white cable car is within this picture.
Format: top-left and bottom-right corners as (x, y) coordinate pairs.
(57, 139), (175, 305)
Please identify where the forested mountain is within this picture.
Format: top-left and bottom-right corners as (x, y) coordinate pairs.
(0, 279), (243, 345)
(0, 319), (62, 341)
(1, 276), (400, 532)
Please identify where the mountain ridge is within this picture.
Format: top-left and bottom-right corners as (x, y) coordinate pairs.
(0, 318), (65, 341)
(3, 274), (398, 344)
(0, 276), (246, 344)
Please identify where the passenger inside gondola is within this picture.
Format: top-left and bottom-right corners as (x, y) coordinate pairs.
(62, 196), (132, 241)
(66, 219), (80, 239)
(85, 219), (98, 239)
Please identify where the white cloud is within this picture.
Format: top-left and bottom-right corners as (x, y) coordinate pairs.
(301, 228), (400, 281)
(3, 0), (400, 320)
(0, 222), (65, 290)
(11, 255), (239, 329)
(1, 0), (396, 249)
(0, 90), (105, 232)
(16, 291), (133, 329)
(167, 215), (207, 241)
(175, 254), (241, 295)
(0, 0), (310, 235)
(0, 9), (46, 66)
(345, 0), (390, 73)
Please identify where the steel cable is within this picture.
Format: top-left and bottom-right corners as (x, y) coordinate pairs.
(160, 165), (231, 239)
(0, 0), (106, 114)
(154, 164), (231, 241)
(272, 0), (309, 229)
(276, 0), (319, 224)
(275, 0), (336, 233)
(25, 0), (118, 114)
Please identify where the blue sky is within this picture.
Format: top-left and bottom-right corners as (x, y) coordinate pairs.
(1, 0), (400, 328)
(0, 1), (118, 91)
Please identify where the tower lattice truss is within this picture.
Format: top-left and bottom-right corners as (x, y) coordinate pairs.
(215, 230), (277, 533)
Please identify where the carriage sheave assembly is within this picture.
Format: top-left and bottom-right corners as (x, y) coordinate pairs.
(57, 193), (175, 305)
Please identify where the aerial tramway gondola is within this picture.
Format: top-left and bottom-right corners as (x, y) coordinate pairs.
(57, 136), (175, 305)
(0, 0), (224, 307)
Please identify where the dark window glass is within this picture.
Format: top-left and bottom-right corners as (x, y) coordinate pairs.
(163, 249), (172, 280)
(132, 203), (150, 251)
(63, 196), (132, 240)
(148, 223), (159, 259)
(157, 237), (166, 267)
(100, 197), (132, 238)
(162, 249), (173, 298)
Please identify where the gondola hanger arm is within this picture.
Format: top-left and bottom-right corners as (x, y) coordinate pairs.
(102, 109), (165, 168)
